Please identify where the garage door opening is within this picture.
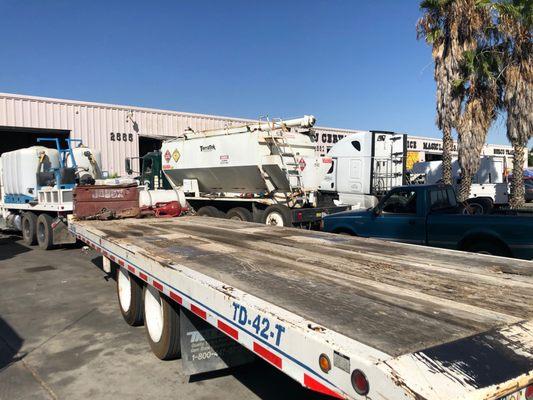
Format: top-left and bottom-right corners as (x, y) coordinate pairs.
(0, 126), (70, 158)
(139, 136), (162, 158)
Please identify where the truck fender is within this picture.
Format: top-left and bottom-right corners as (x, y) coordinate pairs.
(457, 230), (511, 255)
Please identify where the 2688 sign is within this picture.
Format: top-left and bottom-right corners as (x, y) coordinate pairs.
(110, 132), (134, 142)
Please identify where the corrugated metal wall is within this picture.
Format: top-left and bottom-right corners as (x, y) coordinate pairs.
(0, 93), (361, 175)
(0, 93), (255, 174)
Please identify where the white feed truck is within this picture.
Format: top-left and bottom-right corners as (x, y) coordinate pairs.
(410, 156), (510, 213)
(0, 138), (103, 249)
(153, 116), (406, 227)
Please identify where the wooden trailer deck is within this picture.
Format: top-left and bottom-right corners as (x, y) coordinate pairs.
(76, 216), (533, 358)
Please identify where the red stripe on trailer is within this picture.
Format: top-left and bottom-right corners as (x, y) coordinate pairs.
(127, 265), (135, 273)
(217, 320), (238, 340)
(253, 342), (282, 369)
(118, 259), (125, 267)
(153, 281), (163, 291)
(169, 291), (183, 305)
(103, 251), (108, 257)
(303, 374), (344, 399)
(139, 272), (147, 281)
(191, 304), (206, 319)
(109, 255), (116, 262)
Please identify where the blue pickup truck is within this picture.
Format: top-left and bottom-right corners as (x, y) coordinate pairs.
(322, 184), (533, 260)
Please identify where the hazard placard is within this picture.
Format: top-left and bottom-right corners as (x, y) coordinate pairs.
(298, 158), (306, 171)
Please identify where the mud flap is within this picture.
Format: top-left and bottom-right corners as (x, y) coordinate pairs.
(179, 309), (255, 376)
(52, 218), (76, 245)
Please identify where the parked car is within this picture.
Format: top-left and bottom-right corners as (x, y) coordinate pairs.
(322, 184), (533, 260)
(525, 178), (533, 202)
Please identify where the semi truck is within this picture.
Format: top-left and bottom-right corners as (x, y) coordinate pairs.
(129, 116), (407, 227)
(0, 138), (103, 249)
(68, 213), (533, 400)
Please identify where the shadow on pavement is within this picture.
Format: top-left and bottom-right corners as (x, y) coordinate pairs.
(0, 317), (24, 372)
(0, 235), (30, 261)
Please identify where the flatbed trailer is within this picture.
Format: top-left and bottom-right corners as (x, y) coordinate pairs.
(69, 216), (533, 399)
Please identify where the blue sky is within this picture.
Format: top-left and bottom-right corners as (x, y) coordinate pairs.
(0, 0), (520, 145)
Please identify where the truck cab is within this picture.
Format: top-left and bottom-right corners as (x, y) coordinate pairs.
(126, 150), (171, 190)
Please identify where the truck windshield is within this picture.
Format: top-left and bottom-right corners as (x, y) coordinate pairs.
(429, 188), (457, 211)
(381, 189), (417, 214)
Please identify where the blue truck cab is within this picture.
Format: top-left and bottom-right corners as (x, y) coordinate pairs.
(323, 184), (533, 260)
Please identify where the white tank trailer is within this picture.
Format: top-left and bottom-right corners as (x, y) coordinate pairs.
(161, 116), (347, 226)
(0, 144), (103, 249)
(160, 116), (407, 227)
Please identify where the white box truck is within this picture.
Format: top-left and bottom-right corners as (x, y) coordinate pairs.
(410, 157), (511, 213)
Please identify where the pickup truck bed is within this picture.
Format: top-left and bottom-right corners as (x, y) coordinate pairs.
(70, 216), (533, 399)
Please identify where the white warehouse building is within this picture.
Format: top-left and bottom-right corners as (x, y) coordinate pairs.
(0, 92), (517, 175)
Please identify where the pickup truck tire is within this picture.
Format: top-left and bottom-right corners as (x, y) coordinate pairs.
(197, 206), (225, 219)
(21, 212), (38, 246)
(143, 285), (181, 360)
(464, 240), (510, 257)
(36, 213), (54, 250)
(226, 207), (253, 222)
(263, 205), (292, 227)
(117, 267), (144, 326)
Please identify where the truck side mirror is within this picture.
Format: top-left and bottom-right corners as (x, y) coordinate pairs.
(125, 158), (133, 175)
(372, 206), (382, 216)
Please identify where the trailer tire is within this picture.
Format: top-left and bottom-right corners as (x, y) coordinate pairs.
(36, 213), (54, 250)
(226, 207), (253, 222)
(262, 205), (292, 227)
(117, 267), (144, 326)
(21, 212), (38, 246)
(197, 206), (225, 218)
(143, 285), (181, 360)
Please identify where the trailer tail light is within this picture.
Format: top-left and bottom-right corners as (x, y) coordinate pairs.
(318, 353), (331, 373)
(526, 385), (533, 400)
(297, 212), (303, 221)
(499, 384), (533, 400)
(351, 369), (369, 396)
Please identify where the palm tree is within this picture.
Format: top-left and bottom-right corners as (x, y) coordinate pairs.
(452, 1), (500, 201)
(496, 0), (532, 208)
(456, 47), (501, 201)
(418, 0), (463, 185)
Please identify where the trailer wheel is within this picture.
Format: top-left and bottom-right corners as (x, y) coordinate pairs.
(117, 267), (144, 326)
(263, 205), (292, 227)
(143, 285), (181, 360)
(226, 207), (253, 222)
(36, 213), (54, 250)
(21, 212), (38, 246)
(196, 206), (225, 218)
